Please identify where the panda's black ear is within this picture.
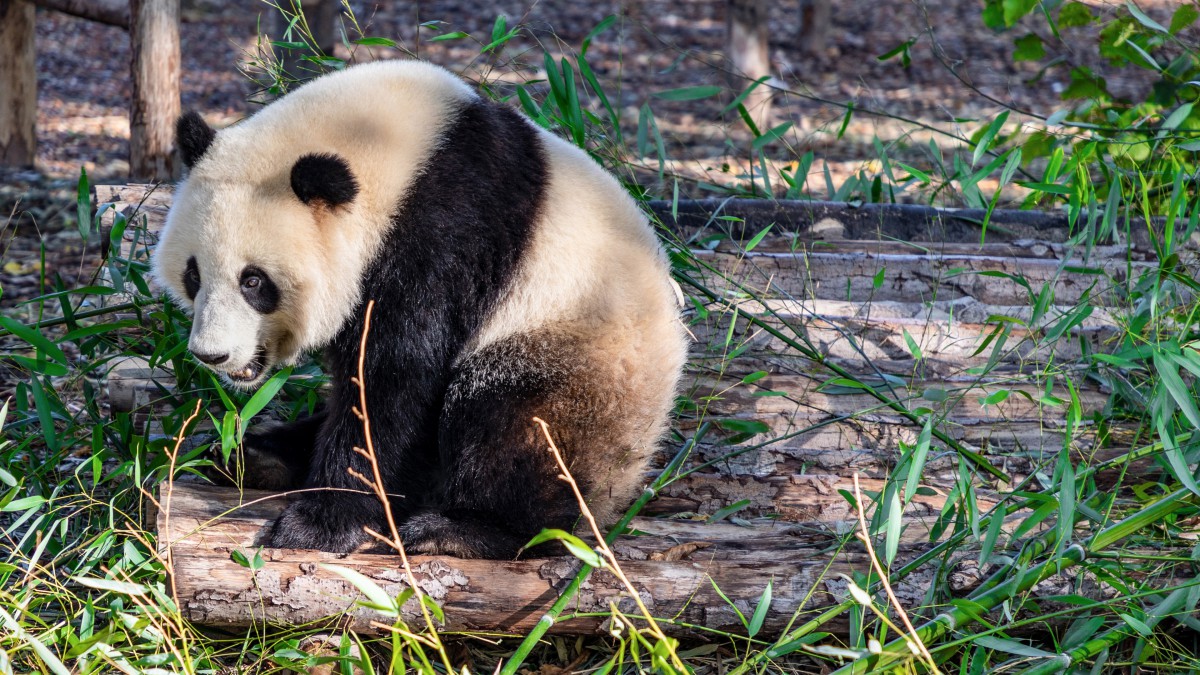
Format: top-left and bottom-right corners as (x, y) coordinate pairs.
(176, 112), (216, 169)
(290, 153), (359, 208)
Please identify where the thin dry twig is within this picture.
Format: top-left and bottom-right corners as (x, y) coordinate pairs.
(532, 416), (687, 673)
(146, 400), (202, 610)
(346, 299), (454, 670)
(851, 473), (940, 673)
(135, 398), (203, 669)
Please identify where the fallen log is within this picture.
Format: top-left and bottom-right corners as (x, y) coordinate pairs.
(161, 483), (1190, 636)
(160, 483), (906, 636)
(32, 0), (129, 28)
(646, 198), (1162, 252)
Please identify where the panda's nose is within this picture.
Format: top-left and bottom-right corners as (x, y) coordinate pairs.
(192, 350), (230, 366)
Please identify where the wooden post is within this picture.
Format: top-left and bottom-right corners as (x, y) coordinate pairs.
(273, 0), (338, 87)
(0, 0), (37, 168)
(797, 0), (831, 56)
(129, 0), (180, 181)
(725, 0), (772, 130)
(32, 0), (128, 27)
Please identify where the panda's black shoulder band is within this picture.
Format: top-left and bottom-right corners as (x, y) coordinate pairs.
(291, 153), (359, 208)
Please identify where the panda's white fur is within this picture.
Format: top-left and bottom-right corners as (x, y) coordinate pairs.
(154, 60), (688, 557)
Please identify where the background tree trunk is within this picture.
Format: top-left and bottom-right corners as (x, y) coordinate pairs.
(797, 0), (831, 56)
(129, 0), (180, 181)
(0, 0), (37, 168)
(273, 0), (339, 87)
(725, 0), (772, 130)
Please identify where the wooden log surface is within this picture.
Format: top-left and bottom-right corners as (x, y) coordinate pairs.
(158, 482), (1011, 636)
(162, 483), (1188, 636)
(32, 0), (129, 27)
(646, 198), (1163, 251)
(160, 483), (880, 636)
(0, 0), (37, 167)
(129, 0), (180, 181)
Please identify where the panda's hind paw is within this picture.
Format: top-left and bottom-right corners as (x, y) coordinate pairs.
(398, 511), (526, 559)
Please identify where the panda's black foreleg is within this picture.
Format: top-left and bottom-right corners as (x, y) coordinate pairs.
(399, 333), (613, 559)
(207, 410), (325, 490)
(266, 375), (441, 553)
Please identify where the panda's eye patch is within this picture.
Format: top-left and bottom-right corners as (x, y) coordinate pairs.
(183, 257), (201, 300)
(239, 265), (280, 314)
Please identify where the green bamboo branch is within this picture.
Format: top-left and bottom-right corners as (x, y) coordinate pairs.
(832, 488), (1196, 675)
(0, 302), (143, 338)
(1015, 579), (1200, 675)
(730, 425), (1186, 674)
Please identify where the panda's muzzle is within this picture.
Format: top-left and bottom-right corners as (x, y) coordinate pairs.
(227, 346), (269, 383)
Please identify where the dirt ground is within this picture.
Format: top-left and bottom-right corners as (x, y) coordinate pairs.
(0, 0), (1189, 306)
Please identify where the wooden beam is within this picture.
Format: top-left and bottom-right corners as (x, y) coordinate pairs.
(725, 0), (772, 129)
(161, 483), (1186, 635)
(158, 483), (953, 636)
(129, 0), (180, 181)
(0, 0), (37, 167)
(32, 0), (128, 28)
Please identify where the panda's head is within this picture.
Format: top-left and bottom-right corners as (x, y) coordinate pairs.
(153, 112), (362, 389)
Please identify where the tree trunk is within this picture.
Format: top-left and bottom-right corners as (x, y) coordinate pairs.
(797, 0), (831, 56)
(129, 0), (180, 181)
(0, 0), (37, 168)
(725, 0), (772, 130)
(273, 0), (339, 87)
(32, 0), (128, 28)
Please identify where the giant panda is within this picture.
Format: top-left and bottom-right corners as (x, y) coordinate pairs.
(152, 60), (688, 558)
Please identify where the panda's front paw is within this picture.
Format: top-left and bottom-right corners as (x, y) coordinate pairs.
(267, 492), (383, 553)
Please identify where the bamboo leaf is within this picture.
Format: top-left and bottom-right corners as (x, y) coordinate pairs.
(321, 564), (400, 615)
(709, 578), (748, 628)
(239, 367), (292, 425)
(1126, 1), (1167, 33)
(904, 420), (932, 505)
(0, 316), (68, 366)
(524, 529), (603, 567)
(745, 223), (774, 251)
(708, 499), (752, 524)
(747, 579), (773, 638)
(72, 576), (148, 596)
(884, 486), (902, 567)
(1158, 419), (1200, 497)
(1154, 352), (1200, 430)
(76, 167), (91, 241)
(973, 111), (1010, 166)
(653, 85), (722, 101)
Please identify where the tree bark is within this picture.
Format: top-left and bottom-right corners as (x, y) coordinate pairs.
(157, 483), (967, 636)
(0, 0), (37, 168)
(725, 0), (772, 130)
(160, 483), (1187, 636)
(797, 0), (831, 55)
(273, 0), (339, 87)
(32, 0), (128, 28)
(129, 0), (180, 181)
